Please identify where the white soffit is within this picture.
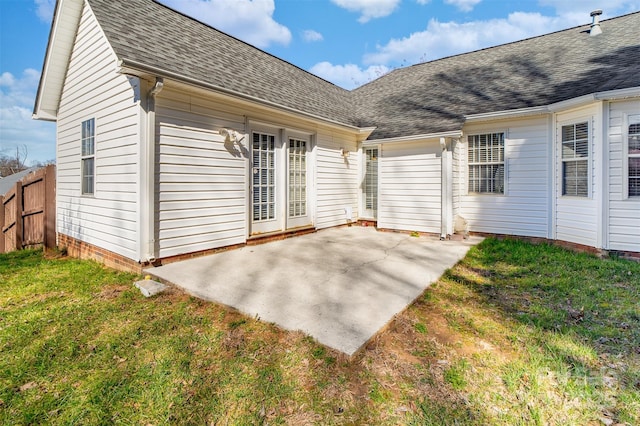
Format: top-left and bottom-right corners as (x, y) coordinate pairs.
(33, 0), (84, 121)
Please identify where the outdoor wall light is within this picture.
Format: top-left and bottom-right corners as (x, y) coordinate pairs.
(219, 128), (245, 144)
(341, 148), (350, 158)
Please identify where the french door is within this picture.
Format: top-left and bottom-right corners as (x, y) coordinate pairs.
(362, 146), (379, 219)
(251, 131), (311, 235)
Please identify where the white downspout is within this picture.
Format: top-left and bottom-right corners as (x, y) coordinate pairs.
(143, 77), (164, 263)
(440, 137), (450, 239)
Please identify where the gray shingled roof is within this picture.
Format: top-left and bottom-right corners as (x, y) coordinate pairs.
(88, 0), (639, 140)
(88, 0), (356, 126)
(354, 12), (640, 139)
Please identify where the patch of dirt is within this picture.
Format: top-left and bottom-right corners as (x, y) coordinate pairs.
(95, 285), (130, 300)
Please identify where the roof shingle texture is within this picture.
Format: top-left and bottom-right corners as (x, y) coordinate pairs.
(88, 0), (640, 140)
(89, 0), (355, 126)
(354, 13), (640, 139)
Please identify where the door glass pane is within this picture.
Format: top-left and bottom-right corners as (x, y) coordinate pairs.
(288, 138), (307, 218)
(364, 148), (378, 213)
(252, 132), (276, 221)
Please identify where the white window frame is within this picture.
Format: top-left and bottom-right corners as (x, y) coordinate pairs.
(81, 118), (95, 195)
(467, 131), (506, 195)
(560, 121), (590, 198)
(625, 113), (640, 199)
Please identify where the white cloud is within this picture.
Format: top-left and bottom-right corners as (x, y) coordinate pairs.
(330, 0), (401, 23)
(160, 0), (291, 48)
(363, 12), (578, 66)
(445, 0), (481, 12)
(34, 0), (55, 23)
(538, 0), (640, 16)
(310, 62), (390, 89)
(303, 30), (324, 42)
(0, 69), (56, 164)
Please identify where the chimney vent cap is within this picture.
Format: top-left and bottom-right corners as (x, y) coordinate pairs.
(590, 9), (603, 17)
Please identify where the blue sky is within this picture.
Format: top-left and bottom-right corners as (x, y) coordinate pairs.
(1, 0), (639, 165)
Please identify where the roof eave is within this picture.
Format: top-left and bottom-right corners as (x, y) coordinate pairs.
(33, 0), (84, 121)
(118, 59), (366, 134)
(363, 130), (463, 146)
(465, 87), (640, 123)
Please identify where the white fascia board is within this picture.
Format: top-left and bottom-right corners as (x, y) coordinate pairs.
(594, 87), (640, 101)
(33, 0), (83, 121)
(464, 87), (640, 122)
(117, 60), (367, 135)
(363, 130), (463, 146)
(547, 88), (640, 111)
(357, 127), (377, 142)
(465, 106), (549, 122)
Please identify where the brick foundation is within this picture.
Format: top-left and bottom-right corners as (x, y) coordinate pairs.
(57, 227), (639, 273)
(57, 233), (145, 273)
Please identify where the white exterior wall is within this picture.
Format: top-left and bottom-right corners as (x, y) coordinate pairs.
(554, 105), (600, 247)
(155, 89), (247, 258)
(378, 141), (441, 234)
(460, 116), (550, 237)
(56, 3), (140, 260)
(315, 132), (359, 228)
(154, 86), (360, 257)
(607, 99), (640, 252)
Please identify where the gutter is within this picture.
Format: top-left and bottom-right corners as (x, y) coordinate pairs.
(363, 130), (463, 146)
(466, 87), (640, 121)
(117, 59), (368, 134)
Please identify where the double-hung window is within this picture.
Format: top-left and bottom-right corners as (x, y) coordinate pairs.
(629, 115), (640, 197)
(81, 118), (95, 195)
(561, 122), (589, 197)
(468, 132), (505, 194)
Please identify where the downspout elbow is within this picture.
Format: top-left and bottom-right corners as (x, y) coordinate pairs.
(149, 77), (164, 100)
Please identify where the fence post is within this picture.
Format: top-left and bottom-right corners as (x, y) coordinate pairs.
(43, 165), (56, 249)
(15, 181), (23, 251)
(0, 192), (4, 253)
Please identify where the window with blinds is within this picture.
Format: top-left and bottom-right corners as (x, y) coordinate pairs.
(561, 122), (589, 197)
(629, 116), (640, 197)
(252, 132), (276, 221)
(468, 132), (505, 194)
(288, 138), (307, 218)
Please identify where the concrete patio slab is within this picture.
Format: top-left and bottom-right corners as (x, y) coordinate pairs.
(148, 227), (481, 356)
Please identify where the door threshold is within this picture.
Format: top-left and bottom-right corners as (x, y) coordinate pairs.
(247, 226), (316, 245)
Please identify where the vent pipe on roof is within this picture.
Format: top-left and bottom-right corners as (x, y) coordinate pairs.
(590, 9), (603, 36)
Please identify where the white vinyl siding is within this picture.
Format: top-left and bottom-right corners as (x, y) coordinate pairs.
(467, 132), (505, 194)
(378, 142), (441, 234)
(156, 90), (247, 259)
(461, 117), (549, 237)
(608, 100), (640, 252)
(315, 132), (359, 228)
(56, 3), (140, 260)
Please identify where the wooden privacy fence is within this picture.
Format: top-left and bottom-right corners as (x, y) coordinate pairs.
(1, 165), (56, 253)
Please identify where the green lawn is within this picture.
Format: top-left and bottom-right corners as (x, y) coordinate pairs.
(1, 239), (638, 425)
